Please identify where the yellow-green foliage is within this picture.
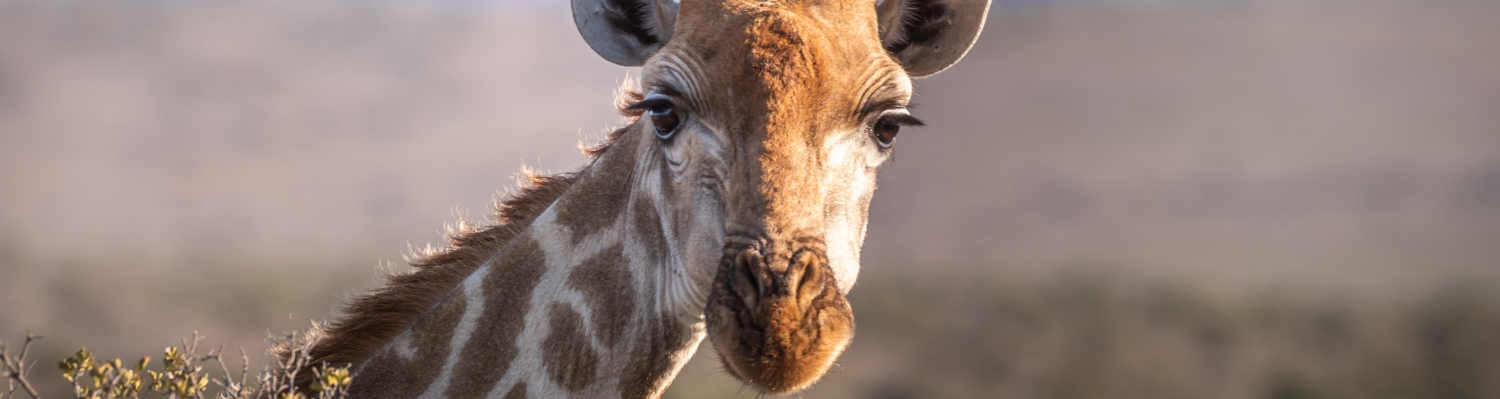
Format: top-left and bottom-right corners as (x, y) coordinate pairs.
(307, 368), (350, 397)
(57, 349), (149, 399)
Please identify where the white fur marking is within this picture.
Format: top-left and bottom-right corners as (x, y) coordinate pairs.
(391, 330), (417, 361)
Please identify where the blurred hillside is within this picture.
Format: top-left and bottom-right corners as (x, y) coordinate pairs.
(863, 0), (1500, 295)
(0, 0), (1497, 398)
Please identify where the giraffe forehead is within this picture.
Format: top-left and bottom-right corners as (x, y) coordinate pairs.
(649, 6), (904, 138)
(695, 0), (881, 22)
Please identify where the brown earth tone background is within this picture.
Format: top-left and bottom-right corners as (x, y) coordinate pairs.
(1, 0), (1498, 398)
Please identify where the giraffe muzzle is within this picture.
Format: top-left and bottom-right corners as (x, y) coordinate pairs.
(704, 240), (855, 393)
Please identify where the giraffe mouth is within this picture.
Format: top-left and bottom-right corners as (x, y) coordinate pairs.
(703, 239), (856, 394)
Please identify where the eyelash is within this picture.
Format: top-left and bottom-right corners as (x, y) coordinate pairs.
(627, 98), (673, 112)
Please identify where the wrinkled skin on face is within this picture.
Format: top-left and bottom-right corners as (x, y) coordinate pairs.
(634, 3), (913, 393)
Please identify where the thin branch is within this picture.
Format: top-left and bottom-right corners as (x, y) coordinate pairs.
(210, 344), (251, 398)
(0, 332), (43, 399)
(238, 348), (250, 392)
(14, 334), (30, 366)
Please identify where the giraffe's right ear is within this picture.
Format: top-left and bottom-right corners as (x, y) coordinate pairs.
(573, 0), (679, 66)
(877, 0), (991, 77)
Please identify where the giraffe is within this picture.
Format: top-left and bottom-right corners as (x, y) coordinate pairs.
(279, 0), (989, 396)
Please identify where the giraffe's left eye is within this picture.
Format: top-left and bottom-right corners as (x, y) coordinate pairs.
(873, 118), (900, 148)
(871, 110), (923, 149)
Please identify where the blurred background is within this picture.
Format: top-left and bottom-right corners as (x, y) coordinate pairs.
(1, 0), (1498, 397)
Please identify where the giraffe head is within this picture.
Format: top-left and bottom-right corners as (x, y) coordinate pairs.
(575, 0), (987, 393)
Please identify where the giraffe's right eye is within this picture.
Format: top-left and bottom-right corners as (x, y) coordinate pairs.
(649, 103), (680, 140)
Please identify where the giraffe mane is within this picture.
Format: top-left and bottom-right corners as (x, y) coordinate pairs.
(275, 84), (646, 380)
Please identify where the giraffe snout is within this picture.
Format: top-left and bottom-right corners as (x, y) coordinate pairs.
(705, 239), (855, 393)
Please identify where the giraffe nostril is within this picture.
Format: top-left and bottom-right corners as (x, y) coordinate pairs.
(731, 249), (763, 310)
(791, 251), (825, 311)
(722, 243), (830, 315)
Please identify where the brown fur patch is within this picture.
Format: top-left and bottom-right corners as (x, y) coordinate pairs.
(749, 13), (816, 93)
(617, 298), (695, 398)
(278, 87), (645, 387)
(542, 303), (601, 392)
(554, 129), (640, 243)
(346, 290), (467, 398)
(631, 199), (667, 267)
(566, 243), (635, 347)
(443, 236), (549, 398)
(501, 382), (527, 399)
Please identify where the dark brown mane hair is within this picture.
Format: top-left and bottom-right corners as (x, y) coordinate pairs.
(276, 84), (646, 380)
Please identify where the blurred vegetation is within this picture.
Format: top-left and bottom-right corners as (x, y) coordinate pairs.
(4, 331), (350, 399)
(666, 271), (1500, 399)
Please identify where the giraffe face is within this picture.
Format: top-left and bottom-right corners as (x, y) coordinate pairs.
(635, 8), (900, 393)
(578, 0), (988, 393)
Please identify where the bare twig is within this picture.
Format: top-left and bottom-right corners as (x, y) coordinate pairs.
(209, 344), (253, 398)
(1, 331), (43, 399)
(238, 348), (250, 393)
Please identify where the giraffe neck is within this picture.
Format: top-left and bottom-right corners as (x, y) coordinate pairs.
(346, 126), (709, 398)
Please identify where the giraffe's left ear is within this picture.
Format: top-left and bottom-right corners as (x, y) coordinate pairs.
(876, 0), (991, 77)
